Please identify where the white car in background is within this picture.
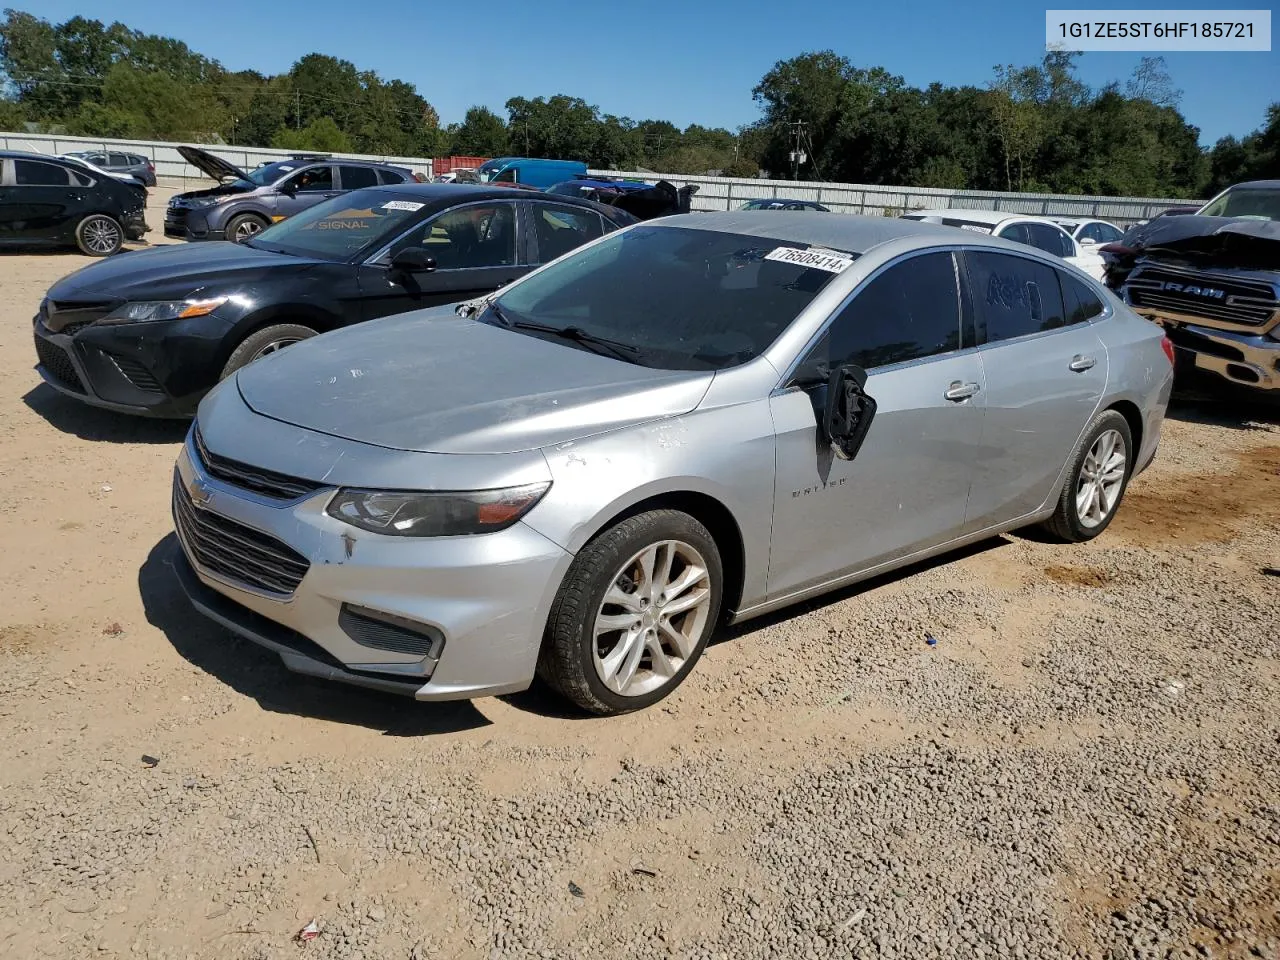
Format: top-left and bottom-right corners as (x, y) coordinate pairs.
(1051, 216), (1125, 248)
(901, 209), (1106, 281)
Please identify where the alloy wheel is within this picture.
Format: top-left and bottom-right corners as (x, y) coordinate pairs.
(1076, 428), (1127, 528)
(83, 218), (121, 255)
(592, 540), (713, 697)
(250, 338), (302, 361)
(234, 219), (264, 241)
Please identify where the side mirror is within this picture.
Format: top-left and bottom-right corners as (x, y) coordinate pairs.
(390, 247), (437, 273)
(822, 364), (878, 461)
(279, 181), (297, 196)
(1079, 237), (1098, 247)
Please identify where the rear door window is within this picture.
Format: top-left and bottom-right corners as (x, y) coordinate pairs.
(339, 165), (378, 190)
(108, 153), (130, 167)
(1060, 271), (1106, 325)
(14, 160), (72, 186)
(965, 251), (1067, 342)
(531, 202), (604, 263)
(377, 169), (407, 185)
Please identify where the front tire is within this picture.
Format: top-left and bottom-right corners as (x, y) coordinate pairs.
(219, 324), (318, 380)
(75, 214), (123, 256)
(226, 213), (268, 243)
(539, 510), (723, 716)
(1040, 409), (1134, 543)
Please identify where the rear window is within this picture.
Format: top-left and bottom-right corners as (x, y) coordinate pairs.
(339, 165), (378, 190)
(491, 225), (859, 371)
(378, 169), (408, 185)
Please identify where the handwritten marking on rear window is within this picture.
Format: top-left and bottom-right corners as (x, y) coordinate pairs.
(986, 272), (1031, 312)
(763, 246), (854, 273)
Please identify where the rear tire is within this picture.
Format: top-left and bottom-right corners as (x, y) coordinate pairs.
(538, 510), (723, 716)
(226, 213), (269, 243)
(219, 324), (317, 380)
(1040, 409), (1134, 543)
(75, 214), (123, 256)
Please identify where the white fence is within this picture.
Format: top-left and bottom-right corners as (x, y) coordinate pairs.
(0, 131), (434, 184)
(590, 170), (1199, 226)
(2, 131), (1198, 225)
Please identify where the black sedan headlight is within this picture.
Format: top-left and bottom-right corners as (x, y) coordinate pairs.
(326, 483), (551, 537)
(101, 296), (230, 324)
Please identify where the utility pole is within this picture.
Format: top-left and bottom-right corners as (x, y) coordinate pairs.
(788, 120), (808, 180)
(295, 89), (301, 130)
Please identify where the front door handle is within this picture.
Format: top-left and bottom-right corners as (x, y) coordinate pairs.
(944, 381), (981, 402)
(1069, 354), (1097, 372)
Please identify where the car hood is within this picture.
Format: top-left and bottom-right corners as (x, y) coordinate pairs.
(1121, 215), (1280, 269)
(235, 311), (715, 455)
(173, 182), (254, 202)
(179, 145), (248, 183)
(46, 242), (319, 305)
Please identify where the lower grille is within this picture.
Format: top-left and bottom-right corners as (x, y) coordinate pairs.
(339, 605), (444, 658)
(172, 476), (310, 597)
(193, 426), (325, 501)
(34, 334), (85, 393)
(107, 354), (164, 395)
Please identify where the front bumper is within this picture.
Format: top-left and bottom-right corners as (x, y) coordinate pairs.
(1141, 317), (1280, 393)
(164, 205), (226, 241)
(123, 211), (150, 241)
(170, 434), (573, 701)
(32, 314), (227, 418)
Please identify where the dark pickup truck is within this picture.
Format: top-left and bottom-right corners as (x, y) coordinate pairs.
(1101, 180), (1280, 395)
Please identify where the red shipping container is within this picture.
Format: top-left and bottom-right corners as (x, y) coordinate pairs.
(433, 156), (488, 174)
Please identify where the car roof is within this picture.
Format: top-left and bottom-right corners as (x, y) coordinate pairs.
(909, 208), (1078, 230)
(366, 183), (634, 220)
(0, 149), (74, 163)
(653, 211), (968, 255)
(1228, 180), (1280, 190)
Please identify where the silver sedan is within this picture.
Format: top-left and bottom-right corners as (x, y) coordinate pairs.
(170, 212), (1174, 715)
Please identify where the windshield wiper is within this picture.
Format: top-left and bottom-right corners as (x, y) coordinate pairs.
(498, 314), (640, 362)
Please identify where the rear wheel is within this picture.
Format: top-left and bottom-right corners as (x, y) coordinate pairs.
(1040, 409), (1134, 542)
(75, 214), (123, 256)
(538, 510), (723, 716)
(219, 323), (318, 380)
(226, 213), (268, 243)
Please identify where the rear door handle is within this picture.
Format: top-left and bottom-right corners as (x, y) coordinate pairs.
(1069, 354), (1097, 372)
(944, 381), (981, 402)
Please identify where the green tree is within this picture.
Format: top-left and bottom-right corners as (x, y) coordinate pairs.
(271, 115), (353, 153)
(448, 105), (508, 156)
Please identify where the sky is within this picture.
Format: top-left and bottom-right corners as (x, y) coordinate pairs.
(29, 0), (1280, 146)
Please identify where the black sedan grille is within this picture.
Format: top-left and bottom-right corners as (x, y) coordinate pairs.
(193, 426), (325, 501)
(172, 475), (310, 597)
(34, 333), (85, 393)
(45, 299), (116, 333)
(106, 354), (164, 395)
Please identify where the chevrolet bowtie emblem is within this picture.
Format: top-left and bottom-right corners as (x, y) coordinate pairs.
(188, 476), (213, 507)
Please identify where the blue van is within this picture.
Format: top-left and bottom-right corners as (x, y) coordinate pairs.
(478, 157), (589, 190)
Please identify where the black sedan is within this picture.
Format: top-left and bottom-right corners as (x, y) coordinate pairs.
(1, 150), (148, 256)
(33, 184), (636, 417)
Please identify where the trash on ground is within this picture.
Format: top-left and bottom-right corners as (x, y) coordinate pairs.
(141, 755), (159, 768)
(295, 919), (320, 942)
(925, 633), (939, 647)
(840, 907), (867, 929)
(1262, 567), (1279, 577)
(568, 881), (585, 898)
(102, 622), (124, 636)
(631, 865), (658, 877)
(101, 484), (112, 493)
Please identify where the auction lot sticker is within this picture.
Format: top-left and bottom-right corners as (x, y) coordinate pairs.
(764, 246), (856, 273)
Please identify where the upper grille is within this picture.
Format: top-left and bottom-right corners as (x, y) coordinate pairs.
(193, 426), (325, 501)
(106, 354), (164, 395)
(172, 475), (310, 597)
(1127, 267), (1279, 328)
(44, 299), (116, 334)
(34, 333), (85, 393)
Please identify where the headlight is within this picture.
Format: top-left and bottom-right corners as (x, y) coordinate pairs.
(101, 296), (229, 324)
(188, 196), (222, 208)
(326, 483), (551, 537)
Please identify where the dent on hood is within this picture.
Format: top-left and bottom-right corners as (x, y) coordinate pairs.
(1123, 215), (1280, 269)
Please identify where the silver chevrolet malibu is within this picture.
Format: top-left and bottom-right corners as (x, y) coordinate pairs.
(171, 212), (1174, 715)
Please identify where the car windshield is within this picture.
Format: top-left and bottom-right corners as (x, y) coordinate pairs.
(488, 225), (857, 371)
(1197, 186), (1280, 221)
(245, 190), (425, 261)
(235, 160), (303, 188)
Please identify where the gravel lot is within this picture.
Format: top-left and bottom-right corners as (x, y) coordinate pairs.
(1, 190), (1277, 960)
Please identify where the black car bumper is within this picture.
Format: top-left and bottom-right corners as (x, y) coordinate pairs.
(32, 313), (229, 419)
(124, 211), (150, 241)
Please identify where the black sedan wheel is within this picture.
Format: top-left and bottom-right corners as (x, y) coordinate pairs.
(219, 324), (318, 379)
(75, 215), (123, 257)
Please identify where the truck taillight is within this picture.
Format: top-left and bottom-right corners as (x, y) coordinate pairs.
(1160, 335), (1175, 366)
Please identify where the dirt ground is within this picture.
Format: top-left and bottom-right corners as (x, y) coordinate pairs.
(1, 190), (1277, 960)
